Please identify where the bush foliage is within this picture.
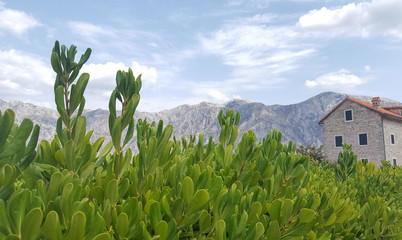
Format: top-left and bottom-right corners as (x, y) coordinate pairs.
(0, 41), (401, 239)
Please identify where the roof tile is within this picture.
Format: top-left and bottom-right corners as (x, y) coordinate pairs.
(319, 97), (402, 124)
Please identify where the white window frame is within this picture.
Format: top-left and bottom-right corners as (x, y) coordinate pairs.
(334, 135), (343, 148)
(358, 133), (368, 146)
(344, 109), (353, 122)
(391, 133), (395, 145)
(393, 159), (397, 167)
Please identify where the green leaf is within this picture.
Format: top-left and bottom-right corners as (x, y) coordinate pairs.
(298, 208), (315, 223)
(215, 220), (226, 240)
(70, 74), (89, 112)
(51, 52), (63, 74)
(55, 86), (67, 120)
(72, 116), (86, 146)
(171, 199), (184, 220)
(199, 210), (212, 234)
(106, 179), (118, 203)
(7, 189), (29, 236)
(280, 199), (293, 226)
(65, 211), (86, 240)
(24, 123), (40, 157)
(90, 186), (105, 204)
(21, 208), (43, 240)
(150, 201), (162, 228)
(64, 140), (75, 171)
(290, 164), (305, 179)
(254, 222), (265, 240)
(78, 48), (92, 66)
(182, 176), (194, 203)
(186, 189), (209, 215)
(0, 118), (33, 161)
(43, 211), (62, 240)
(281, 222), (315, 238)
(270, 199), (282, 222)
(93, 233), (111, 240)
(121, 95), (138, 129)
(266, 220), (280, 240)
(116, 213), (129, 237)
(97, 142), (113, 160)
(0, 199), (12, 235)
(123, 119), (135, 147)
(80, 162), (94, 181)
(5, 234), (20, 240)
(155, 220), (168, 240)
(77, 97), (86, 117)
(248, 202), (262, 225)
(46, 172), (63, 204)
(111, 117), (122, 150)
(0, 109), (15, 148)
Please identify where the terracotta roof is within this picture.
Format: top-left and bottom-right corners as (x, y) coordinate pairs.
(383, 106), (402, 110)
(318, 97), (402, 124)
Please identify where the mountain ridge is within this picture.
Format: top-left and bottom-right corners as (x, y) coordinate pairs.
(1, 92), (400, 149)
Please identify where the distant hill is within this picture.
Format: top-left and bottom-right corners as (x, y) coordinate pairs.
(1, 92), (400, 149)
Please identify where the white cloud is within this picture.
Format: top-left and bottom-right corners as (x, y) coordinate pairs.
(226, 0), (270, 8)
(200, 24), (313, 68)
(297, 0), (402, 38)
(0, 49), (54, 105)
(305, 69), (364, 89)
(236, 14), (276, 24)
(68, 21), (115, 45)
(147, 42), (158, 48)
(207, 89), (230, 102)
(0, 2), (41, 37)
(81, 61), (157, 109)
(196, 12), (320, 106)
(82, 61), (157, 88)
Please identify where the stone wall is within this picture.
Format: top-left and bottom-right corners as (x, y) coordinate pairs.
(321, 100), (385, 166)
(382, 118), (402, 166)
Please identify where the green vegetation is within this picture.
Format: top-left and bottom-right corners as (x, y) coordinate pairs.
(0, 41), (401, 239)
(296, 145), (327, 164)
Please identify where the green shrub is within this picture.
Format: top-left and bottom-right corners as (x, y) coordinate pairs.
(0, 41), (400, 240)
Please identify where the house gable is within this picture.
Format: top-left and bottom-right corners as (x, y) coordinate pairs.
(320, 97), (402, 166)
(320, 98), (385, 165)
(319, 97), (402, 124)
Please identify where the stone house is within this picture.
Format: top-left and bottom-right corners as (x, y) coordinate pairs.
(319, 97), (402, 166)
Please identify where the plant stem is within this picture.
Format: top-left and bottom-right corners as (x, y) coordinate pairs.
(207, 228), (215, 238)
(64, 77), (72, 140)
(176, 215), (186, 227)
(115, 148), (121, 180)
(136, 175), (146, 198)
(122, 100), (128, 117)
(237, 161), (246, 181)
(280, 216), (295, 235)
(270, 176), (290, 203)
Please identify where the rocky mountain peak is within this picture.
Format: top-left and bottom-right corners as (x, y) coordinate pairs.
(1, 92), (401, 149)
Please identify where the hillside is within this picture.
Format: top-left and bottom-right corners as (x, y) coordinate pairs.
(1, 92), (400, 149)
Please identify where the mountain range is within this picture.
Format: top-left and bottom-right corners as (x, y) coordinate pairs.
(1, 92), (401, 149)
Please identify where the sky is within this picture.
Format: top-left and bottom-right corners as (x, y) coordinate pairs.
(1, 0), (402, 112)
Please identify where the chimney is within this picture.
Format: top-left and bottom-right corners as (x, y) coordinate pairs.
(372, 97), (381, 109)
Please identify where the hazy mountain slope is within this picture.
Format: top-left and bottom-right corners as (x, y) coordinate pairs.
(1, 92), (400, 149)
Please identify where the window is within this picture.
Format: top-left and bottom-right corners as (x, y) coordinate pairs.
(393, 159), (397, 167)
(359, 133), (368, 146)
(335, 136), (343, 147)
(391, 134), (395, 145)
(345, 110), (353, 121)
(361, 159), (368, 165)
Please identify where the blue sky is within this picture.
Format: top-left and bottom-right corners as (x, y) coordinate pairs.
(1, 0), (402, 112)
